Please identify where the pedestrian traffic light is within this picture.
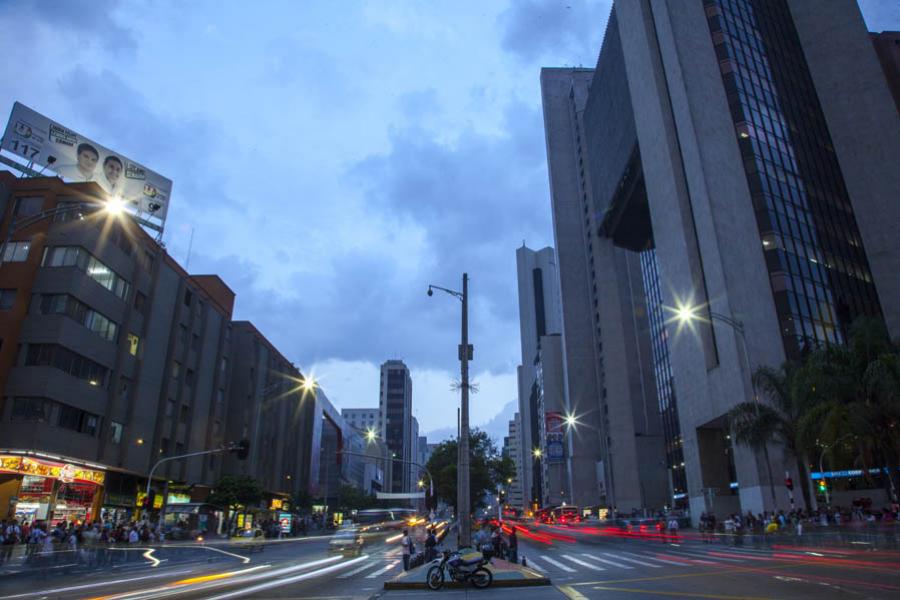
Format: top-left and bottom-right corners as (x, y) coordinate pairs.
(142, 490), (156, 510)
(784, 477), (794, 490)
(230, 439), (250, 460)
(818, 479), (827, 493)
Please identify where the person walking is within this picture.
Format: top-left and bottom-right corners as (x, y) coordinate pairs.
(424, 528), (437, 562)
(507, 525), (519, 564)
(401, 529), (412, 571)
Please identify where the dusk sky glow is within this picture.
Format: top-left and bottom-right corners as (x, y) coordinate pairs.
(1, 0), (897, 441)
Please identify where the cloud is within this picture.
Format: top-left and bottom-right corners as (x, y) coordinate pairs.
(498, 0), (611, 65)
(1, 0), (137, 54)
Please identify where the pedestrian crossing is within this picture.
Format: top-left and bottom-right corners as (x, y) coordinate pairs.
(331, 544), (787, 582)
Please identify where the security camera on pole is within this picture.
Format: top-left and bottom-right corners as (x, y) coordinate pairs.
(427, 273), (472, 548)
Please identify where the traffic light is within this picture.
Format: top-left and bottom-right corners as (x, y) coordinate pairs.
(230, 439), (250, 460)
(818, 479), (827, 493)
(784, 477), (794, 491)
(142, 490), (156, 510)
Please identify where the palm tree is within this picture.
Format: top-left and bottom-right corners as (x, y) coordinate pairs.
(727, 362), (814, 511)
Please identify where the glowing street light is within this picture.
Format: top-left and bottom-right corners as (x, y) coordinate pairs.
(533, 448), (542, 458)
(365, 428), (377, 443)
(418, 480), (425, 488)
(564, 413), (578, 429)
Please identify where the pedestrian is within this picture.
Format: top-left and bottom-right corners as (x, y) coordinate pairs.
(401, 529), (412, 571)
(424, 528), (437, 562)
(491, 526), (502, 558)
(667, 516), (679, 542)
(507, 525), (519, 564)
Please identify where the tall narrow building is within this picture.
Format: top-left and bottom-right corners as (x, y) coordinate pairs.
(379, 360), (413, 493)
(542, 0), (900, 519)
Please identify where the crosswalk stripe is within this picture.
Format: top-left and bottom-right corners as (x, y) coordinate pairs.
(656, 552), (715, 565)
(582, 553), (633, 569)
(601, 552), (660, 568)
(365, 560), (400, 578)
(673, 550), (743, 563)
(562, 555), (606, 571)
(338, 561), (378, 579)
(540, 555), (576, 572)
(524, 557), (546, 572)
(621, 551), (689, 567)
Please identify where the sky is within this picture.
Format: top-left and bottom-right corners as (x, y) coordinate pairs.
(1, 0), (897, 443)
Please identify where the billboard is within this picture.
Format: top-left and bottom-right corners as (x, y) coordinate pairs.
(545, 412), (565, 463)
(1, 102), (172, 231)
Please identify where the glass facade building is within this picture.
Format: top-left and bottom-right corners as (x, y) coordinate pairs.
(704, 0), (883, 359)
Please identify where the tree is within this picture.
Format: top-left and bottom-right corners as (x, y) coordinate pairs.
(425, 429), (510, 513)
(336, 484), (378, 511)
(207, 475), (264, 534)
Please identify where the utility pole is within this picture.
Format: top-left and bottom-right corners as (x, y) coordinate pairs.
(459, 273), (471, 548)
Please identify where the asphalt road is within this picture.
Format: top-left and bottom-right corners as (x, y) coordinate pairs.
(1, 523), (898, 599)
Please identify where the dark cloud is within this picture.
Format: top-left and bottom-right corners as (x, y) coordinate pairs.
(1, 0), (137, 54)
(498, 0), (611, 65)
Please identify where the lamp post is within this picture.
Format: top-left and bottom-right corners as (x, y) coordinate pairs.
(817, 434), (855, 509)
(673, 303), (778, 508)
(427, 274), (471, 547)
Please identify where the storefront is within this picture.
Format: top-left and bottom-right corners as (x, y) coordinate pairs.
(0, 454), (105, 525)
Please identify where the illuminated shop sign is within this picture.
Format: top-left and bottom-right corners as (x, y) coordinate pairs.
(0, 455), (105, 485)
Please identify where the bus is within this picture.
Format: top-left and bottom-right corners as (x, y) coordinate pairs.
(355, 508), (418, 533)
(552, 505), (582, 524)
(535, 507), (554, 524)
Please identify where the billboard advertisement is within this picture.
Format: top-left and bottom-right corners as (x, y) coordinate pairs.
(1, 102), (172, 230)
(545, 412), (565, 463)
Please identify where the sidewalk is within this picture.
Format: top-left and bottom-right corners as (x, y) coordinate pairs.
(384, 557), (550, 590)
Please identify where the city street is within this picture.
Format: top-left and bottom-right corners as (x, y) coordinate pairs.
(2, 523), (899, 599)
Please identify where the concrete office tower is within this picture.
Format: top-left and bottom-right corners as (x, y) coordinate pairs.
(551, 0), (900, 520)
(223, 322), (314, 501)
(870, 31), (900, 114)
(410, 416), (419, 491)
(379, 359), (413, 493)
(503, 413), (525, 509)
(541, 61), (669, 513)
(342, 408), (379, 434)
(514, 245), (562, 508)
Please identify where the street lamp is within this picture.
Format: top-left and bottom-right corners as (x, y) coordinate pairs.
(1, 198), (126, 265)
(670, 300), (779, 507)
(365, 428), (377, 443)
(533, 448), (542, 458)
(427, 274), (472, 547)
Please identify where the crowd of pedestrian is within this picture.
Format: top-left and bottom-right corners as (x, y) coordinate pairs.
(0, 517), (167, 567)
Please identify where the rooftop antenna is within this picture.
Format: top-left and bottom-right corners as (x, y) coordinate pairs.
(185, 226), (195, 270)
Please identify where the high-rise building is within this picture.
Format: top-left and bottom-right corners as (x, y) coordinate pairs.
(341, 408), (379, 434)
(871, 31), (900, 114)
(543, 0), (900, 519)
(503, 413), (524, 509)
(379, 359), (413, 493)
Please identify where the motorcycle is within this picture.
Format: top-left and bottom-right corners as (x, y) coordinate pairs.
(426, 548), (492, 590)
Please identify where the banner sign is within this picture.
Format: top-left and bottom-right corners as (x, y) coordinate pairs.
(545, 412), (564, 463)
(1, 102), (172, 230)
(0, 455), (105, 485)
(375, 492), (426, 499)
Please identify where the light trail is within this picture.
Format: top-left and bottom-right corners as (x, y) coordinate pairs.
(1, 569), (197, 599)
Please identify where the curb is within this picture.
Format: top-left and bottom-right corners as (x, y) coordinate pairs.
(384, 577), (552, 590)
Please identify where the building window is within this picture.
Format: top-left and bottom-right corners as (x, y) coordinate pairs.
(39, 294), (118, 342)
(179, 405), (189, 423)
(165, 399), (175, 417)
(41, 246), (130, 300)
(14, 196), (43, 218)
(10, 397), (50, 422)
(134, 291), (148, 315)
(191, 333), (200, 351)
(127, 333), (140, 356)
(110, 421), (123, 444)
(0, 289), (16, 310)
(2, 241), (31, 263)
(24, 343), (109, 387)
(220, 357), (228, 375)
(185, 369), (195, 386)
(172, 361), (181, 379)
(183, 289), (193, 307)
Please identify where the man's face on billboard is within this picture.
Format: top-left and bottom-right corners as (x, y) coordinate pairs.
(77, 149), (99, 176)
(104, 159), (122, 184)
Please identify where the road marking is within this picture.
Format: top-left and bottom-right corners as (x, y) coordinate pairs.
(590, 584), (771, 599)
(601, 552), (660, 568)
(673, 549), (743, 563)
(582, 553), (633, 569)
(541, 555), (576, 572)
(205, 556), (370, 600)
(656, 552), (716, 565)
(557, 584), (590, 600)
(524, 558), (546, 572)
(562, 555), (606, 571)
(337, 561), (377, 578)
(365, 559), (400, 578)
(621, 551), (689, 567)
